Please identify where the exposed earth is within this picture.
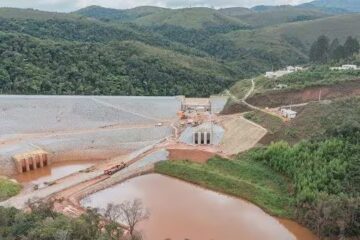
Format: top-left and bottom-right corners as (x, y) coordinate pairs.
(0, 94), (316, 240)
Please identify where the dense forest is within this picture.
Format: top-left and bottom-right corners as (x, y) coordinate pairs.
(251, 123), (360, 238)
(0, 6), (359, 96)
(310, 35), (360, 62)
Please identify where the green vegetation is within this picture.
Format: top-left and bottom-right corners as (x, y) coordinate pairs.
(0, 177), (21, 201)
(227, 78), (252, 99)
(264, 66), (360, 90)
(0, 201), (141, 240)
(244, 97), (360, 144)
(310, 35), (360, 62)
(244, 111), (284, 134)
(157, 120), (360, 238)
(302, 0), (360, 13)
(229, 5), (329, 28)
(155, 156), (293, 217)
(251, 127), (360, 238)
(1, 7), (360, 96)
(0, 32), (234, 96)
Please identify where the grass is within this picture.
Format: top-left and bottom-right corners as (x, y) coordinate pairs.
(0, 177), (21, 201)
(244, 97), (360, 144)
(234, 5), (329, 28)
(228, 78), (252, 99)
(155, 156), (294, 218)
(134, 8), (248, 29)
(263, 66), (360, 90)
(244, 111), (284, 134)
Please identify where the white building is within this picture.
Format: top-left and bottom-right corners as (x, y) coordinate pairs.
(281, 108), (297, 119)
(330, 65), (358, 71)
(265, 66), (304, 79)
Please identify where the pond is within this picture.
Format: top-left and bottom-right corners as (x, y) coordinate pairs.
(82, 173), (316, 240)
(15, 160), (95, 186)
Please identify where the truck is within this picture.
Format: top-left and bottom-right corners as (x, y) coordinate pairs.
(104, 162), (126, 175)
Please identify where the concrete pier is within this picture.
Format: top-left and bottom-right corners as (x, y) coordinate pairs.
(13, 150), (50, 173)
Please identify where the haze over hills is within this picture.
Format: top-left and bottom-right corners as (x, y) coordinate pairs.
(0, 0), (359, 96)
(300, 0), (360, 13)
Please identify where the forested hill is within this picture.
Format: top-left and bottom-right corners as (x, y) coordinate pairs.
(0, 6), (359, 96)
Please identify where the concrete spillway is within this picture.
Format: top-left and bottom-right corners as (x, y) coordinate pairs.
(13, 150), (49, 173)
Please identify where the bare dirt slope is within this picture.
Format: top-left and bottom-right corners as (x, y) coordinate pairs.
(220, 115), (267, 155)
(247, 79), (360, 108)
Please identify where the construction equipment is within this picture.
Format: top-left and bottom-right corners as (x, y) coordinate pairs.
(104, 162), (126, 175)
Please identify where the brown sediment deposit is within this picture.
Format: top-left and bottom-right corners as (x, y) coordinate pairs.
(247, 79), (360, 108)
(278, 219), (318, 240)
(168, 148), (216, 163)
(49, 149), (131, 164)
(14, 160), (97, 184)
(82, 174), (317, 240)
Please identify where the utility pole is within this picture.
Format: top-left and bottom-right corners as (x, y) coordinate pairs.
(319, 89), (322, 102)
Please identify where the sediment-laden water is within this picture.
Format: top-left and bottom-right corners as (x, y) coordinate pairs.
(82, 174), (316, 240)
(14, 161), (95, 185)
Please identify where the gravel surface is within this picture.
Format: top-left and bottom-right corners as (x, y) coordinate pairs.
(0, 95), (181, 135)
(210, 96), (228, 114)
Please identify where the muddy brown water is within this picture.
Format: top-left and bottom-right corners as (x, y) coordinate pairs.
(14, 161), (96, 185)
(82, 173), (316, 240)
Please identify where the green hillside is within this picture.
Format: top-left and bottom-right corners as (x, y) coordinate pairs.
(303, 0), (360, 13)
(0, 31), (235, 96)
(74, 5), (167, 22)
(134, 7), (249, 30)
(1, 7), (360, 96)
(218, 7), (254, 18)
(0, 7), (81, 20)
(224, 13), (360, 64)
(226, 5), (330, 28)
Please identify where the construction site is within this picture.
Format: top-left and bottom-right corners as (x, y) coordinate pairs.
(0, 94), (313, 240)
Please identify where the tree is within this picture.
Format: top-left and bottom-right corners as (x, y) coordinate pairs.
(329, 38), (340, 58)
(115, 199), (149, 237)
(344, 36), (360, 58)
(309, 35), (330, 63)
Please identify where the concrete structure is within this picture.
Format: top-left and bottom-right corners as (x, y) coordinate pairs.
(210, 96), (229, 114)
(281, 108), (297, 119)
(330, 64), (358, 71)
(193, 131), (212, 145)
(12, 150), (49, 173)
(182, 98), (211, 112)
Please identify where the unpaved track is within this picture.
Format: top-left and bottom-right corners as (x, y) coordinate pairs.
(226, 79), (285, 120)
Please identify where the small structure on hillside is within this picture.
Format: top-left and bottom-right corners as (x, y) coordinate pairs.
(265, 66), (304, 79)
(281, 108), (297, 119)
(330, 64), (358, 71)
(274, 84), (288, 90)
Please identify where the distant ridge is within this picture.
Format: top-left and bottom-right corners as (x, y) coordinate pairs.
(299, 0), (360, 13)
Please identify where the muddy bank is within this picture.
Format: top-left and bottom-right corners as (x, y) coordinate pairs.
(168, 148), (215, 163)
(82, 174), (316, 240)
(247, 79), (360, 108)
